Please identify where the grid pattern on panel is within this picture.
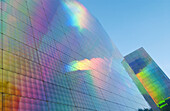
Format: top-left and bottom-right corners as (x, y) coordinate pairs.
(48, 102), (76, 111)
(124, 47), (170, 107)
(44, 82), (74, 106)
(0, 0), (151, 111)
(3, 94), (48, 111)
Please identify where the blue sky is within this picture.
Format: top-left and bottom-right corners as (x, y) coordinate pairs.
(78, 0), (170, 78)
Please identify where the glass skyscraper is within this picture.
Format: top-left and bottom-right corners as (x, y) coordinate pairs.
(0, 0), (151, 110)
(123, 47), (170, 111)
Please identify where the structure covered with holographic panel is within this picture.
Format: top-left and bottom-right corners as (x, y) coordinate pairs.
(122, 59), (160, 111)
(124, 47), (170, 110)
(0, 0), (151, 110)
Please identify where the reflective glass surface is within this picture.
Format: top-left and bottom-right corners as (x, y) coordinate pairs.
(0, 0), (151, 110)
(122, 59), (160, 111)
(124, 47), (170, 110)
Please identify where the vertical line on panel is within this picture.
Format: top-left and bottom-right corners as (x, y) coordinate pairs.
(1, 1), (4, 110)
(25, 1), (49, 110)
(39, 1), (52, 110)
(1, 1), (3, 69)
(100, 88), (111, 111)
(84, 81), (97, 111)
(1, 1), (2, 67)
(64, 72), (78, 109)
(1, 93), (3, 111)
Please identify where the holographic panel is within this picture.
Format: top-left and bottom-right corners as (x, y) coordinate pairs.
(62, 0), (90, 31)
(3, 70), (46, 100)
(48, 103), (76, 111)
(44, 82), (74, 106)
(1, 0), (151, 110)
(122, 59), (160, 111)
(3, 94), (48, 111)
(0, 93), (2, 111)
(124, 47), (170, 107)
(0, 58), (1, 71)
(0, 69), (2, 93)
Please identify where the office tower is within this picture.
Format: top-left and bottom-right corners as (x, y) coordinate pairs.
(122, 60), (160, 111)
(0, 0), (151, 110)
(124, 47), (170, 111)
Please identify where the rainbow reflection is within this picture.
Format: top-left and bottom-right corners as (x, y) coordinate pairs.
(124, 47), (169, 107)
(66, 57), (111, 73)
(136, 61), (166, 104)
(62, 0), (89, 30)
(66, 59), (91, 72)
(65, 57), (112, 99)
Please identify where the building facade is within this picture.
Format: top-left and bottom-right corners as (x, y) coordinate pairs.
(0, 0), (151, 110)
(122, 59), (160, 111)
(124, 47), (170, 110)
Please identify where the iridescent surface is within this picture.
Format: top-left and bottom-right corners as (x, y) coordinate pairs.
(0, 0), (151, 110)
(122, 59), (160, 111)
(62, 0), (89, 30)
(124, 47), (170, 109)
